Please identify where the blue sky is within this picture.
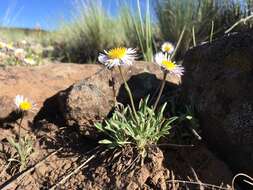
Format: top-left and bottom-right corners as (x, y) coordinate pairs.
(0, 0), (150, 30)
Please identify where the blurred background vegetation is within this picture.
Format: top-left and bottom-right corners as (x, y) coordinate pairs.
(0, 0), (253, 63)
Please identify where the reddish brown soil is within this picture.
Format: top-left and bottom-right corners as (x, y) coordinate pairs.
(0, 62), (101, 108)
(0, 63), (233, 189)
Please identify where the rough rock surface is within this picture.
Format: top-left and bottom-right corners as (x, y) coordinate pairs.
(35, 62), (180, 139)
(0, 96), (16, 119)
(182, 30), (253, 174)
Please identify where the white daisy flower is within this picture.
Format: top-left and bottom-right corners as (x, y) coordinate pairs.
(6, 43), (14, 51)
(98, 47), (137, 68)
(14, 48), (26, 59)
(0, 42), (7, 49)
(161, 42), (174, 54)
(24, 58), (36, 65)
(154, 52), (184, 77)
(14, 95), (35, 112)
(21, 40), (28, 45)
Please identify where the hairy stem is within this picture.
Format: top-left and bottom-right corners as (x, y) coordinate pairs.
(118, 66), (138, 120)
(18, 114), (24, 144)
(149, 52), (168, 105)
(153, 72), (167, 110)
(153, 27), (185, 110)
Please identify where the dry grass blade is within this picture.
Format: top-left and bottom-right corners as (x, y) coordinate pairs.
(189, 127), (202, 140)
(190, 166), (204, 190)
(156, 143), (194, 148)
(225, 14), (253, 34)
(167, 179), (229, 190)
(232, 173), (253, 190)
(49, 155), (95, 190)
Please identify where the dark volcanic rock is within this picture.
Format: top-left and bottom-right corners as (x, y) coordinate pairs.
(57, 80), (113, 139)
(182, 30), (253, 174)
(35, 62), (179, 140)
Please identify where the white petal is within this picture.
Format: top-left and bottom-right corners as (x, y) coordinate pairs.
(170, 65), (184, 77)
(154, 52), (165, 66)
(14, 95), (23, 108)
(126, 48), (137, 55)
(121, 56), (133, 66)
(111, 59), (121, 67)
(98, 53), (109, 64)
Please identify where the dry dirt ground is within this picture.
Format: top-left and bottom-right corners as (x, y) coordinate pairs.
(0, 63), (233, 189)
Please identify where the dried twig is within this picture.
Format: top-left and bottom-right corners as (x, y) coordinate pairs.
(171, 170), (176, 190)
(190, 167), (204, 190)
(189, 126), (202, 140)
(156, 143), (194, 148)
(167, 179), (229, 190)
(225, 14), (253, 34)
(49, 155), (95, 190)
(232, 173), (253, 190)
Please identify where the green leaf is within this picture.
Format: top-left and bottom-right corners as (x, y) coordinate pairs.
(186, 115), (193, 120)
(94, 123), (102, 130)
(98, 139), (113, 144)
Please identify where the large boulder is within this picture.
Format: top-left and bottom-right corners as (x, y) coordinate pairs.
(182, 30), (253, 174)
(35, 62), (179, 139)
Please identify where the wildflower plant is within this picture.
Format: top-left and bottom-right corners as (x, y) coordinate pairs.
(6, 95), (35, 172)
(96, 98), (177, 157)
(7, 135), (34, 172)
(153, 28), (186, 110)
(97, 38), (184, 157)
(98, 47), (138, 119)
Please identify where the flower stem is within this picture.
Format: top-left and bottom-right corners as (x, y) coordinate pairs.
(149, 53), (168, 106)
(18, 114), (24, 144)
(153, 72), (167, 110)
(118, 66), (138, 120)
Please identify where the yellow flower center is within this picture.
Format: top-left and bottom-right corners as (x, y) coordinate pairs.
(7, 43), (13, 49)
(108, 47), (127, 59)
(164, 45), (172, 52)
(20, 101), (32, 111)
(162, 60), (176, 70)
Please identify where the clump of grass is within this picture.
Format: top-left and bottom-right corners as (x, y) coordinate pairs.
(51, 0), (253, 63)
(51, 0), (155, 63)
(155, 0), (253, 57)
(119, 0), (154, 61)
(156, 0), (219, 57)
(51, 0), (125, 63)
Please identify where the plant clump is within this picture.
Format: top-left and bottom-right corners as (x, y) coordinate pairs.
(96, 29), (186, 161)
(3, 95), (36, 173)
